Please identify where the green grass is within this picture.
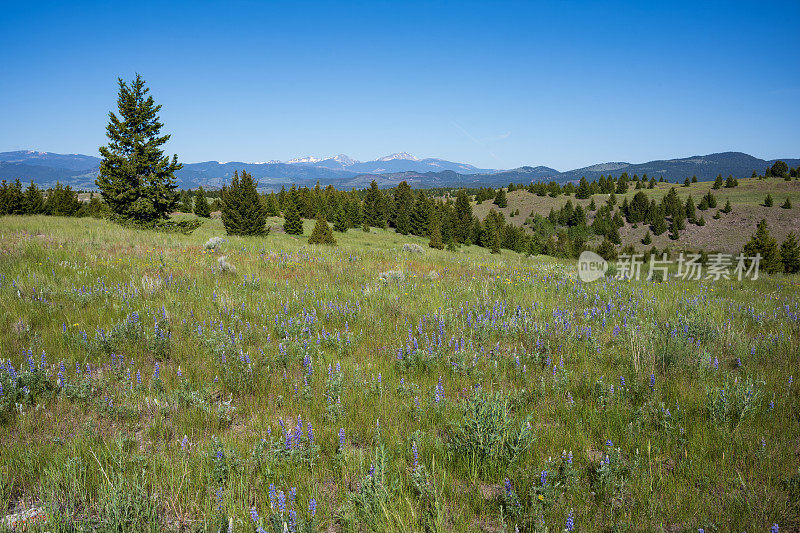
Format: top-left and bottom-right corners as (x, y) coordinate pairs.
(0, 214), (798, 531)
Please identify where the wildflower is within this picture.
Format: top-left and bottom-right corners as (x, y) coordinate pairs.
(277, 490), (286, 514)
(540, 470), (547, 485)
(215, 486), (224, 511)
(250, 506), (259, 524)
(308, 498), (317, 518)
(136, 370), (142, 386)
(772, 524), (779, 533)
(650, 373), (655, 391)
(177, 366), (182, 378)
(269, 484), (276, 510)
(412, 441), (418, 470)
(154, 362), (160, 380)
(181, 435), (188, 451)
(307, 422), (314, 445)
(288, 508), (297, 533)
(565, 509), (574, 531)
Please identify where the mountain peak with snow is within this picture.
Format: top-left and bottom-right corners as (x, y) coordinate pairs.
(287, 155), (323, 164)
(376, 152), (418, 162)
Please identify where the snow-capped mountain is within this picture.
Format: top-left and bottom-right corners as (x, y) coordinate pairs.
(287, 156), (324, 164)
(376, 152), (419, 162)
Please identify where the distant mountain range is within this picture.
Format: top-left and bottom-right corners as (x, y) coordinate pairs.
(0, 150), (797, 190)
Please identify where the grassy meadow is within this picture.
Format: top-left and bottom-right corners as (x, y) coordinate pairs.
(0, 214), (799, 532)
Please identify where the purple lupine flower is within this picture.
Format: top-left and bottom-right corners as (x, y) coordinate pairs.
(136, 370), (142, 385)
(771, 524), (779, 533)
(288, 508), (297, 533)
(154, 362), (160, 379)
(565, 509), (574, 531)
(504, 477), (512, 497)
(540, 470), (547, 485)
(412, 441), (418, 470)
(288, 486), (296, 506)
(181, 435), (188, 451)
(250, 506), (259, 524)
(307, 422), (314, 445)
(650, 373), (655, 391)
(269, 483), (276, 510)
(215, 486), (224, 511)
(308, 498), (317, 518)
(277, 490), (286, 514)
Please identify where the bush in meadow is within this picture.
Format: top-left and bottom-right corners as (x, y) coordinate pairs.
(308, 215), (336, 245)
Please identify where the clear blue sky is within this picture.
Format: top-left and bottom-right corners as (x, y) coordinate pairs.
(1, 0), (798, 170)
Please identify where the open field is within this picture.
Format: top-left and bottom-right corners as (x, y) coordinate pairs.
(1, 215), (799, 532)
(473, 177), (800, 253)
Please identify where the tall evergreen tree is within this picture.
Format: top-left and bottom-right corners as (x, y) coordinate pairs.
(263, 192), (280, 217)
(0, 180), (23, 215)
(454, 190), (473, 243)
(22, 181), (44, 214)
(283, 194), (303, 235)
(96, 74), (182, 222)
(194, 187), (211, 217)
(393, 181), (413, 235)
(333, 205), (349, 232)
(45, 182), (80, 216)
(220, 171), (267, 236)
(742, 219), (781, 273)
(410, 193), (431, 236)
(362, 180), (386, 229)
(493, 188), (507, 208)
(780, 233), (800, 273)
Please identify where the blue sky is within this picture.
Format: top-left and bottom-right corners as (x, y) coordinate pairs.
(1, 0), (798, 170)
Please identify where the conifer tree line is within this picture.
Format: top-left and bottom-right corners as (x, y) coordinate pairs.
(0, 179), (106, 218)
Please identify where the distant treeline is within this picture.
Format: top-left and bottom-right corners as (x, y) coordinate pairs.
(0, 179), (107, 218)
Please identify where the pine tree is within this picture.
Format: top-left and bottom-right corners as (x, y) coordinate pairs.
(764, 194), (773, 207)
(393, 181), (413, 235)
(642, 231), (652, 245)
(489, 224), (501, 254)
(363, 180), (386, 229)
(263, 192), (280, 217)
(194, 187), (211, 218)
(45, 182), (80, 216)
(712, 175), (723, 189)
(722, 199), (732, 213)
(588, 198), (596, 211)
(221, 171), (267, 236)
(0, 180), (23, 215)
(454, 190), (473, 243)
(283, 195), (303, 235)
(22, 181), (44, 214)
(96, 74), (182, 222)
(410, 193), (431, 236)
(780, 233), (800, 273)
(781, 198), (792, 209)
(669, 218), (680, 240)
(493, 188), (507, 208)
(685, 196), (697, 224)
(428, 219), (444, 249)
(743, 219), (781, 273)
(333, 205), (348, 232)
(596, 238), (617, 261)
(308, 215), (336, 245)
